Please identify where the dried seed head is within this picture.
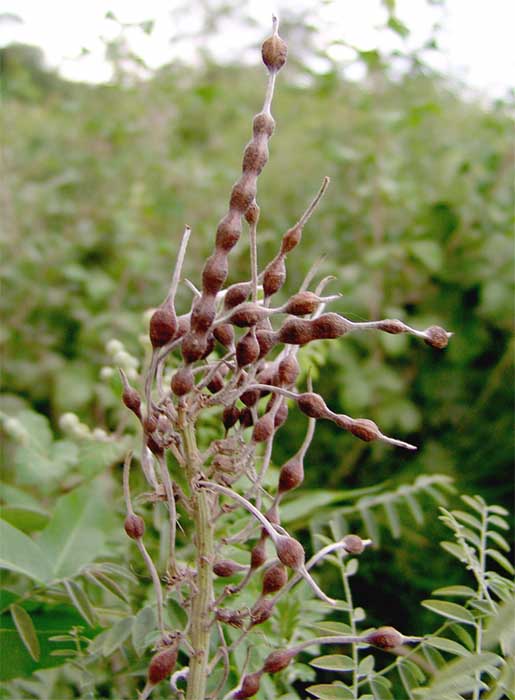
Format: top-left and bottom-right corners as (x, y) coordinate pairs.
(424, 325), (450, 349)
(262, 562), (288, 595)
(365, 626), (404, 649)
(250, 598), (275, 626)
(223, 405), (240, 430)
(241, 388), (260, 407)
(239, 407), (254, 428)
(171, 367), (194, 396)
(261, 25), (288, 72)
(230, 176), (257, 214)
(253, 112), (275, 138)
(233, 671), (263, 699)
(311, 312), (350, 339)
(229, 303), (268, 328)
(284, 291), (321, 316)
(263, 255), (286, 298)
(273, 398), (289, 428)
(278, 454), (304, 493)
(252, 412), (275, 442)
(250, 538), (267, 569)
(349, 418), (380, 442)
(149, 304), (177, 348)
(277, 318), (313, 345)
(277, 355), (300, 385)
(190, 297), (216, 333)
(181, 331), (208, 363)
(124, 514), (145, 539)
(148, 645), (178, 685)
(202, 251), (229, 296)
(275, 535), (305, 570)
(224, 282), (252, 310)
(242, 141), (268, 176)
(297, 392), (329, 419)
(216, 212), (242, 252)
(213, 559), (247, 577)
(214, 323), (235, 349)
(256, 328), (278, 358)
(342, 534), (365, 555)
(262, 648), (297, 674)
(377, 319), (406, 334)
(280, 225), (301, 254)
(236, 329), (260, 367)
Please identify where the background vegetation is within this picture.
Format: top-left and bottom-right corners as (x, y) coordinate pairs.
(1, 2), (513, 698)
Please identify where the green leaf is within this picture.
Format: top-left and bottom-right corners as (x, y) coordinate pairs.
(310, 655), (353, 671)
(440, 541), (468, 562)
(0, 506), (50, 532)
(487, 530), (510, 552)
(77, 439), (128, 478)
(63, 580), (96, 626)
(403, 492), (424, 525)
(358, 654), (375, 677)
(449, 624), (475, 651)
(397, 657), (425, 693)
(306, 683), (353, 699)
(421, 600), (475, 625)
(422, 652), (502, 695)
(451, 510), (482, 530)
(370, 675), (393, 700)
(102, 616), (133, 657)
(488, 514), (509, 530)
(359, 505), (380, 545)
(132, 606), (156, 657)
(425, 636), (470, 656)
(383, 500), (401, 538)
(10, 604), (40, 662)
(0, 519), (52, 583)
(460, 495), (485, 515)
(488, 505), (509, 516)
(38, 481), (115, 578)
(486, 548), (514, 574)
(86, 570), (129, 603)
(432, 586), (476, 597)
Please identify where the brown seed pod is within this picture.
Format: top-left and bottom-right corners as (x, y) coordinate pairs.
(216, 212), (242, 252)
(365, 626), (404, 650)
(229, 175), (257, 214)
(124, 513), (145, 540)
(229, 303), (268, 328)
(296, 392), (329, 419)
(273, 398), (289, 428)
(149, 304), (177, 348)
(203, 252), (228, 297)
(349, 418), (380, 442)
(262, 648), (297, 674)
(207, 369), (226, 394)
(146, 434), (164, 457)
(284, 291), (321, 316)
(252, 412), (275, 442)
(263, 255), (286, 298)
(253, 112), (275, 138)
(262, 562), (288, 595)
(239, 407), (254, 428)
(242, 141), (268, 176)
(143, 412), (158, 434)
(171, 367), (194, 396)
(224, 282), (252, 310)
(121, 385), (142, 419)
(233, 671), (263, 699)
(216, 608), (244, 628)
(280, 224), (302, 255)
(377, 319), (406, 334)
(342, 534), (365, 555)
(250, 538), (267, 569)
(236, 329), (260, 367)
(278, 454), (304, 493)
(265, 503), (280, 525)
(147, 645), (178, 685)
(241, 388), (260, 407)
(311, 313), (350, 340)
(250, 598), (274, 626)
(190, 297), (216, 333)
(201, 332), (215, 359)
(277, 355), (300, 385)
(424, 325), (450, 349)
(245, 200), (260, 225)
(181, 331), (208, 363)
(213, 559), (247, 577)
(277, 318), (313, 345)
(261, 31), (288, 72)
(175, 313), (190, 338)
(275, 535), (305, 571)
(223, 405), (240, 430)
(213, 322), (235, 349)
(256, 329), (278, 358)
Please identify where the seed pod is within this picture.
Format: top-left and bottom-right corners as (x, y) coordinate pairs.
(170, 367), (194, 396)
(311, 313), (350, 339)
(349, 418), (380, 442)
(297, 392), (328, 419)
(214, 322), (235, 349)
(262, 562), (287, 595)
(252, 412), (275, 442)
(250, 538), (267, 569)
(273, 398), (289, 428)
(277, 318), (313, 345)
(277, 355), (300, 385)
(241, 388), (260, 407)
(280, 225), (301, 254)
(377, 319), (406, 334)
(223, 405), (240, 430)
(147, 434), (164, 456)
(261, 29), (288, 72)
(201, 332), (215, 359)
(236, 329), (260, 367)
(365, 626), (404, 649)
(343, 534), (365, 555)
(148, 645), (178, 685)
(424, 325), (450, 349)
(263, 255), (286, 298)
(143, 412), (158, 434)
(275, 535), (305, 571)
(202, 252), (228, 295)
(124, 514), (145, 540)
(213, 559), (247, 577)
(278, 454), (304, 493)
(207, 370), (225, 394)
(253, 112), (275, 138)
(265, 503), (280, 525)
(149, 304), (177, 348)
(239, 407), (254, 428)
(121, 383), (142, 419)
(233, 671), (262, 699)
(190, 297), (216, 333)
(181, 331), (207, 363)
(284, 291), (320, 316)
(229, 303), (268, 328)
(230, 175), (257, 214)
(224, 282), (252, 310)
(245, 200), (260, 225)
(242, 141), (268, 176)
(256, 329), (278, 358)
(262, 648), (297, 674)
(216, 608), (244, 628)
(216, 212), (242, 252)
(250, 598), (274, 626)
(176, 313), (190, 338)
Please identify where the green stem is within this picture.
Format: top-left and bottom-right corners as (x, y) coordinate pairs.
(341, 565), (359, 699)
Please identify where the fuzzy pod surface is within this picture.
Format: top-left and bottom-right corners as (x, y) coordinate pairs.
(233, 670), (262, 699)
(149, 305), (177, 348)
(342, 534), (365, 554)
(275, 535), (305, 570)
(262, 562), (288, 594)
(278, 453), (304, 493)
(147, 645), (178, 685)
(262, 648), (297, 674)
(171, 367), (194, 396)
(124, 514), (145, 540)
(365, 626), (404, 649)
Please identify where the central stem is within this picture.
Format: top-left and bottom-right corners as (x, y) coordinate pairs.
(182, 418), (214, 700)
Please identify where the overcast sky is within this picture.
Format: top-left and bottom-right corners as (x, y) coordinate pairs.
(1, 0), (514, 98)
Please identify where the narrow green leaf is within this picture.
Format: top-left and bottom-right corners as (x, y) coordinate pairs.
(429, 652), (502, 693)
(357, 654), (375, 677)
(488, 515), (509, 530)
(383, 501), (401, 538)
(432, 586), (476, 597)
(487, 530), (511, 552)
(102, 617), (133, 657)
(345, 559), (358, 576)
(306, 683), (353, 699)
(10, 604), (40, 662)
(486, 548), (514, 574)
(488, 505), (509, 516)
(63, 580), (96, 626)
(449, 623), (475, 651)
(50, 648), (77, 657)
(359, 506), (380, 545)
(460, 495), (485, 515)
(440, 541), (468, 562)
(312, 621), (353, 635)
(403, 492), (424, 525)
(0, 519), (52, 583)
(310, 655), (353, 671)
(86, 571), (129, 603)
(0, 506), (50, 533)
(370, 675), (393, 700)
(132, 606), (156, 657)
(425, 636), (470, 656)
(451, 510), (482, 530)
(421, 600), (475, 625)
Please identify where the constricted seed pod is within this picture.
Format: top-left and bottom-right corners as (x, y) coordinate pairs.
(181, 331), (208, 363)
(252, 412), (275, 442)
(273, 398), (289, 428)
(241, 388), (260, 407)
(202, 251), (229, 296)
(239, 407), (254, 428)
(229, 303), (268, 328)
(250, 538), (267, 569)
(213, 559), (248, 577)
(121, 384), (142, 419)
(349, 418), (380, 442)
(277, 318), (313, 345)
(171, 367), (194, 396)
(236, 329), (260, 367)
(256, 329), (278, 358)
(216, 212), (242, 252)
(230, 175), (257, 214)
(277, 355), (300, 385)
(148, 644), (178, 685)
(263, 255), (286, 298)
(190, 297), (216, 333)
(233, 671), (263, 699)
(424, 325), (450, 349)
(275, 535), (305, 571)
(377, 319), (406, 334)
(278, 453), (304, 493)
(253, 112), (275, 138)
(261, 28), (288, 72)
(223, 405), (240, 430)
(296, 392), (329, 419)
(250, 598), (274, 626)
(149, 304), (177, 348)
(124, 514), (145, 539)
(342, 534), (365, 555)
(365, 626), (404, 649)
(311, 312), (350, 339)
(284, 291), (321, 316)
(262, 648), (297, 674)
(242, 141), (268, 176)
(262, 562), (288, 595)
(214, 323), (235, 349)
(280, 225), (301, 254)
(224, 282), (252, 310)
